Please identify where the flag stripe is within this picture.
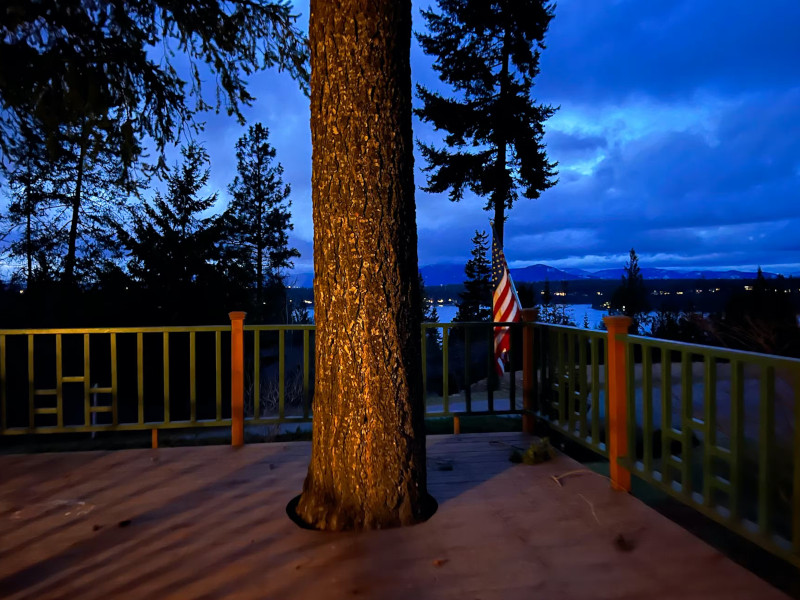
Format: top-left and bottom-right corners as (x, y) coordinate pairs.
(491, 227), (522, 376)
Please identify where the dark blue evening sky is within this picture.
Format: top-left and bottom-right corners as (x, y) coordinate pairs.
(194, 0), (800, 277)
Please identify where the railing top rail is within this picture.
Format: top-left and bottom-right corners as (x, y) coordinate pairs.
(532, 322), (609, 338)
(244, 324), (316, 331)
(617, 332), (800, 366)
(0, 325), (232, 335)
(422, 321), (527, 328)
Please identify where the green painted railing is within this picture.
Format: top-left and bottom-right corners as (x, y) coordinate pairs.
(244, 324), (315, 425)
(0, 326), (232, 434)
(0, 320), (524, 437)
(619, 333), (800, 569)
(532, 323), (609, 456)
(531, 318), (799, 568)
(2, 316), (797, 567)
(420, 321), (528, 419)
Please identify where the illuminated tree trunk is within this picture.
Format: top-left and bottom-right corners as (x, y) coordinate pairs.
(296, 0), (428, 530)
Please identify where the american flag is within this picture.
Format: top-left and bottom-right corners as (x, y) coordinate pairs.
(491, 227), (521, 376)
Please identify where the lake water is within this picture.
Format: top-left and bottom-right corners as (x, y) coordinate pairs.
(433, 303), (609, 329)
(310, 303), (627, 330)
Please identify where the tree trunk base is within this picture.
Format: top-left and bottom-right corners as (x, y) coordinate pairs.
(286, 493), (438, 532)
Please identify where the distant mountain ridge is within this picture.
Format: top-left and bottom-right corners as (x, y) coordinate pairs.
(419, 263), (785, 286)
(291, 264), (790, 288)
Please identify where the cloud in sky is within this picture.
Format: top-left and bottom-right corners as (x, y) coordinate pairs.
(196, 0), (800, 275)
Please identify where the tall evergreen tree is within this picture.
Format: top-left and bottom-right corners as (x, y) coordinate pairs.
(454, 230), (492, 322)
(0, 139), (59, 287)
(610, 248), (649, 331)
(116, 143), (237, 322)
(416, 0), (558, 244)
(297, 0), (429, 530)
(226, 123), (300, 317)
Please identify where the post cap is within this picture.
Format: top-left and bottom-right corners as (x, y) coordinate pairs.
(521, 307), (539, 322)
(228, 311), (247, 321)
(602, 315), (632, 330)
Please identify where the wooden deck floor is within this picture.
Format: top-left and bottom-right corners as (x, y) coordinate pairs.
(0, 433), (791, 600)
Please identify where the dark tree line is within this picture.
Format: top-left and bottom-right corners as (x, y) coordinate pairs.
(0, 124), (299, 327)
(606, 251), (800, 357)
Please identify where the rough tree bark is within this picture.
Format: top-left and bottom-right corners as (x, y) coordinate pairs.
(295, 0), (429, 530)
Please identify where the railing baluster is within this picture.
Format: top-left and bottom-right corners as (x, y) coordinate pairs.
(792, 368), (800, 555)
(189, 331), (197, 423)
(162, 332), (170, 424)
(0, 335), (5, 432)
(522, 316), (536, 433)
(278, 329), (285, 420)
(303, 329), (310, 419)
(557, 331), (566, 426)
(486, 326), (494, 413)
(626, 340), (636, 470)
(531, 324), (541, 417)
(590, 336), (600, 447)
(602, 337), (610, 449)
(110, 333), (118, 426)
(578, 333), (588, 440)
(137, 332), (144, 425)
(56, 334), (63, 429)
(567, 332), (576, 433)
(27, 334), (34, 429)
(702, 357), (716, 507)
(421, 325), (427, 412)
(442, 326), (449, 414)
(508, 325), (515, 412)
(681, 351), (692, 495)
(730, 360), (744, 522)
(758, 365), (775, 536)
(642, 345), (653, 475)
(464, 326), (472, 413)
(215, 330), (222, 421)
(661, 349), (673, 485)
(548, 328), (558, 416)
(253, 329), (260, 420)
(83, 333), (91, 427)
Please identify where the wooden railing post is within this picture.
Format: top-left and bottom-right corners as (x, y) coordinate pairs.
(229, 311), (247, 447)
(603, 315), (632, 491)
(522, 307), (539, 434)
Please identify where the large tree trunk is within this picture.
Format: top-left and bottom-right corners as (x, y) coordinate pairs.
(24, 172), (33, 288)
(64, 122), (88, 287)
(255, 144), (264, 307)
(296, 0), (429, 530)
(491, 28), (511, 246)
